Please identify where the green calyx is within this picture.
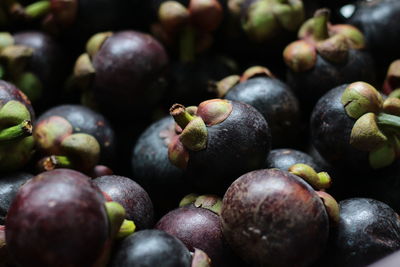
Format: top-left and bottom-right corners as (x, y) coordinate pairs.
(116, 219), (136, 239)
(331, 24), (365, 50)
(25, 0), (50, 19)
(14, 72), (43, 102)
(283, 40), (317, 72)
(0, 32), (14, 51)
(86, 32), (112, 58)
(170, 103), (208, 151)
(0, 100), (31, 126)
(196, 99), (233, 126)
(104, 201), (126, 237)
(168, 135), (189, 169)
(159, 1), (189, 33)
(341, 81), (383, 119)
(288, 163), (331, 190)
(369, 142), (396, 169)
(316, 34), (349, 63)
(73, 53), (96, 90)
(0, 135), (34, 172)
(191, 248), (212, 267)
(194, 194), (222, 215)
(383, 97), (400, 116)
(298, 8), (329, 41)
(317, 191), (340, 226)
(179, 193), (199, 207)
(350, 113), (388, 151)
(240, 65), (274, 82)
(0, 45), (34, 78)
(242, 0), (304, 42)
(37, 155), (72, 171)
(211, 75), (240, 98)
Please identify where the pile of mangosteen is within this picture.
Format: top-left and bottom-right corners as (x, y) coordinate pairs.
(1, 0), (400, 266)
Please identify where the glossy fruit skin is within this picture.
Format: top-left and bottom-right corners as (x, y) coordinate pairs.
(109, 229), (192, 267)
(310, 84), (369, 171)
(221, 168), (329, 267)
(91, 30), (168, 120)
(93, 175), (154, 229)
(328, 198), (400, 267)
(287, 50), (375, 114)
(265, 148), (320, 171)
(36, 104), (115, 164)
(224, 76), (302, 148)
(0, 172), (33, 224)
(13, 31), (67, 110)
(155, 204), (232, 267)
(186, 100), (270, 193)
(131, 116), (189, 216)
(344, 0), (400, 66)
(5, 169), (109, 267)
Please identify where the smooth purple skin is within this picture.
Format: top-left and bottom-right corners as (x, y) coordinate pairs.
(370, 249), (400, 267)
(93, 175), (154, 229)
(0, 80), (35, 119)
(221, 168), (329, 267)
(91, 30), (168, 119)
(186, 100), (271, 193)
(155, 205), (233, 267)
(37, 104), (115, 164)
(5, 169), (109, 267)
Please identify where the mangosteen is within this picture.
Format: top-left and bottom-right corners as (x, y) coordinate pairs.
(339, 0), (400, 69)
(156, 194), (237, 267)
(72, 30), (169, 121)
(0, 31), (68, 110)
(93, 175), (154, 230)
(109, 229), (192, 267)
(266, 148), (321, 171)
(221, 168), (329, 267)
(327, 198), (400, 267)
(0, 80), (35, 172)
(370, 250), (400, 267)
(0, 172), (33, 224)
(216, 66), (303, 148)
(284, 8), (376, 113)
(168, 98), (270, 193)
(131, 115), (190, 217)
(311, 81), (400, 171)
(33, 104), (115, 174)
(5, 168), (126, 267)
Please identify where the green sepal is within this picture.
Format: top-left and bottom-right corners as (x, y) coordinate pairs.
(25, 0), (51, 19)
(369, 142), (396, 169)
(104, 201), (126, 237)
(14, 72), (43, 102)
(0, 135), (34, 172)
(0, 100), (31, 126)
(116, 219), (136, 240)
(179, 116), (207, 151)
(179, 193), (199, 207)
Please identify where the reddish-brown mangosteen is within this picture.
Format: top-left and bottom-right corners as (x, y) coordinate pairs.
(5, 169), (126, 267)
(221, 168), (329, 267)
(168, 98), (270, 193)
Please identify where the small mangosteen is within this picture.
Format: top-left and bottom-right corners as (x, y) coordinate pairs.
(0, 80), (35, 172)
(266, 148), (321, 171)
(0, 172), (33, 224)
(72, 30), (168, 121)
(109, 229), (192, 267)
(221, 168), (330, 267)
(156, 194), (237, 267)
(0, 31), (68, 109)
(327, 198), (400, 267)
(33, 104), (115, 174)
(131, 115), (189, 217)
(284, 8), (375, 113)
(168, 98), (270, 193)
(216, 66), (303, 148)
(5, 168), (126, 267)
(93, 175), (154, 230)
(311, 81), (400, 171)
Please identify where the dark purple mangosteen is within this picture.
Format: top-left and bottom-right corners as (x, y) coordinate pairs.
(311, 82), (400, 172)
(266, 148), (321, 172)
(109, 229), (192, 267)
(131, 115), (190, 217)
(221, 168), (329, 267)
(327, 198), (400, 267)
(340, 0), (400, 69)
(284, 9), (376, 113)
(0, 80), (35, 172)
(370, 249), (400, 267)
(93, 175), (154, 230)
(168, 98), (270, 193)
(0, 172), (33, 224)
(33, 104), (115, 174)
(155, 194), (237, 267)
(73, 30), (169, 121)
(218, 66), (303, 148)
(5, 168), (125, 267)
(0, 31), (68, 110)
